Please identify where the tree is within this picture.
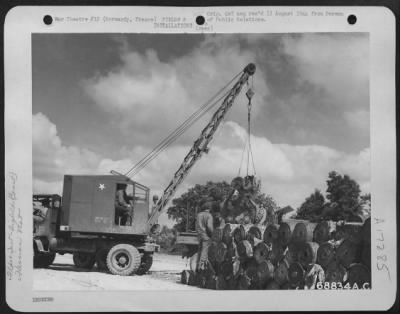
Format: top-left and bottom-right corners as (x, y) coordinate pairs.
(296, 189), (325, 220)
(167, 180), (278, 231)
(325, 171), (361, 221)
(167, 181), (232, 232)
(155, 226), (178, 252)
(358, 193), (371, 218)
(253, 192), (279, 223)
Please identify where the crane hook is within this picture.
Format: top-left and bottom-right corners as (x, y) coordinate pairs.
(246, 87), (255, 101)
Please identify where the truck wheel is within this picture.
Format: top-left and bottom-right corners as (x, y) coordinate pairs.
(106, 244), (141, 276)
(34, 253), (56, 268)
(96, 248), (109, 271)
(73, 253), (96, 269)
(136, 254), (153, 275)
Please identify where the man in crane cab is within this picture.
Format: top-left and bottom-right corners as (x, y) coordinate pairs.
(115, 183), (134, 226)
(195, 198), (214, 271)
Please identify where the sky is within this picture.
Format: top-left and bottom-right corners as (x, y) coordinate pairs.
(32, 33), (370, 227)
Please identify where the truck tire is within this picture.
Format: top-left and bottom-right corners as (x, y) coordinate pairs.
(136, 254), (153, 275)
(95, 248), (109, 271)
(33, 239), (55, 268)
(73, 253), (96, 269)
(106, 244), (141, 276)
(34, 253), (56, 268)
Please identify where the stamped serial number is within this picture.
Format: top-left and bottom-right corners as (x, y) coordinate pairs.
(316, 282), (371, 290)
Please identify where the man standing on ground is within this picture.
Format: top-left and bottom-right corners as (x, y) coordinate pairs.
(195, 198), (214, 271)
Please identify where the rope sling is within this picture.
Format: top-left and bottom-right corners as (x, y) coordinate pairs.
(238, 77), (257, 177)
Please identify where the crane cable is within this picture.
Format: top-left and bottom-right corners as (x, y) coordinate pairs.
(124, 70), (243, 178)
(127, 89), (232, 178)
(238, 76), (257, 176)
(125, 77), (239, 178)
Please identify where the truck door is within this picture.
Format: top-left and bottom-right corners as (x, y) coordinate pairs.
(131, 184), (149, 234)
(91, 179), (115, 231)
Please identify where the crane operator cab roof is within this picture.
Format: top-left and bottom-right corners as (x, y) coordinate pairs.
(60, 175), (150, 235)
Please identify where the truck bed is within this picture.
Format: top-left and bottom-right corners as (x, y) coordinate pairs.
(176, 232), (199, 245)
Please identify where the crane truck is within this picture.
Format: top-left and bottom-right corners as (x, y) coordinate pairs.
(33, 63), (256, 276)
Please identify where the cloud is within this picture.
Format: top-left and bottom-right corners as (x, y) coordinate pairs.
(82, 34), (268, 148)
(281, 33), (369, 110)
(344, 110), (370, 131)
(34, 113), (370, 222)
(251, 33), (370, 152)
(33, 113), (102, 181)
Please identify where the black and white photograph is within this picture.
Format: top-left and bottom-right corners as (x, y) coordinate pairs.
(31, 32), (372, 291)
(4, 5), (396, 312)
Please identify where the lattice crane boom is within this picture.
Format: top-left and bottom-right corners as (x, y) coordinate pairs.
(147, 63), (256, 230)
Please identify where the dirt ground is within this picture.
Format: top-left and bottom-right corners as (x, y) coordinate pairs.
(33, 253), (201, 290)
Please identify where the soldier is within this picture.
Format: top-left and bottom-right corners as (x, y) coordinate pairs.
(115, 183), (133, 225)
(195, 198), (214, 271)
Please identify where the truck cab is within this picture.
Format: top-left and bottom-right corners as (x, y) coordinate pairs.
(33, 175), (159, 276)
(60, 175), (150, 235)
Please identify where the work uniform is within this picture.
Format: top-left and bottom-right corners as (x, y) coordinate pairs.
(195, 208), (214, 270)
(115, 189), (132, 225)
